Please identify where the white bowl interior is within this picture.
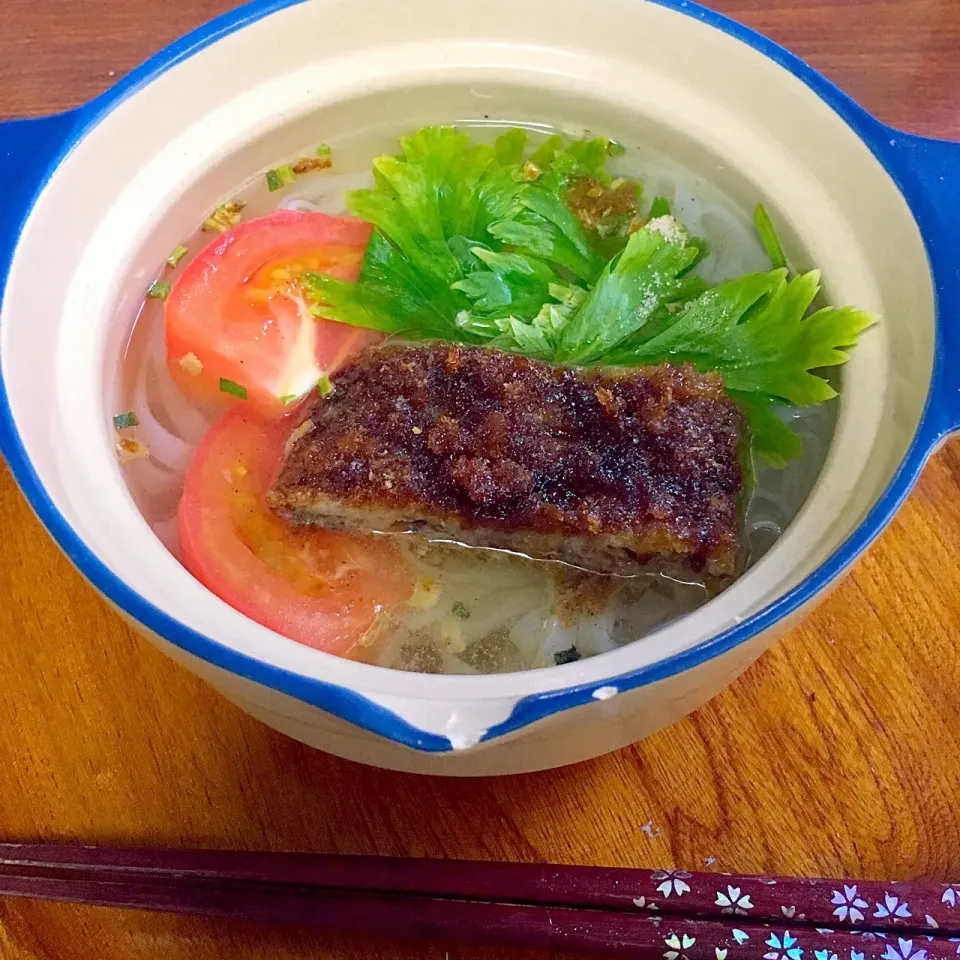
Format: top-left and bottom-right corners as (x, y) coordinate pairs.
(0, 0), (934, 743)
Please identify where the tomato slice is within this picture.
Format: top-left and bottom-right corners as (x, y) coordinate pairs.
(178, 408), (413, 654)
(165, 210), (378, 418)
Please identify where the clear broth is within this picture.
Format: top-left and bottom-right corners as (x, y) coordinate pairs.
(116, 122), (835, 674)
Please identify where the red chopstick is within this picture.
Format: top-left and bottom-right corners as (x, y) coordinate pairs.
(1, 845), (958, 958)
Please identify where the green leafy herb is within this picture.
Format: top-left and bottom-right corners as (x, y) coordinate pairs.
(489, 152), (607, 283)
(166, 244), (189, 268)
(112, 411), (140, 430)
(451, 601), (470, 620)
(754, 203), (787, 270)
(219, 378), (248, 400)
(280, 393), (298, 405)
(147, 281), (171, 301)
(306, 128), (508, 339)
(608, 269), (874, 465)
(488, 283), (586, 360)
(553, 222), (700, 364)
(730, 391), (804, 469)
(316, 143), (332, 156)
(606, 139), (626, 157)
(618, 269), (874, 405)
(452, 249), (557, 322)
(554, 646), (581, 665)
(304, 127), (627, 340)
(302, 125), (875, 469)
(648, 196), (672, 219)
(266, 164), (297, 192)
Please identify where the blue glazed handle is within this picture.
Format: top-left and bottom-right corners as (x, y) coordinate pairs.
(883, 131), (960, 442)
(0, 109), (84, 306)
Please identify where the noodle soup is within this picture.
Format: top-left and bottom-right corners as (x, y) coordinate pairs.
(115, 122), (852, 674)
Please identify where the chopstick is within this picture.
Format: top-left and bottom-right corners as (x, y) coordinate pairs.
(2, 844), (958, 958)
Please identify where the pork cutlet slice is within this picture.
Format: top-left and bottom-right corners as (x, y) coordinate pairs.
(268, 343), (745, 576)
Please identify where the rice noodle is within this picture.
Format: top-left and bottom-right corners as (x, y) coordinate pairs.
(697, 207), (769, 284)
(134, 407), (194, 474)
(278, 198), (325, 213)
(134, 312), (210, 446)
(273, 170), (373, 216)
(670, 184), (703, 236)
(114, 123), (837, 674)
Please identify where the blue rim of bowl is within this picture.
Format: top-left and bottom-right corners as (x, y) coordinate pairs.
(0, 0), (945, 752)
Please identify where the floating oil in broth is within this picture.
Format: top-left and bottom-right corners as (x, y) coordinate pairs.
(116, 120), (835, 674)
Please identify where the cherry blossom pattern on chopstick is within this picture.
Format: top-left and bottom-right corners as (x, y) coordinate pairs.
(620, 871), (960, 940)
(618, 917), (957, 960)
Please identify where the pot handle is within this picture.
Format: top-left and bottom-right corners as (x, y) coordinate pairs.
(882, 130), (960, 442)
(0, 109), (84, 305)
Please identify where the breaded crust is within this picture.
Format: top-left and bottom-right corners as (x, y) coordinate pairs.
(269, 343), (745, 576)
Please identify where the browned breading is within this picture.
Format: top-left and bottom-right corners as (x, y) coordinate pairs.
(291, 155), (333, 175)
(269, 343), (745, 576)
(566, 176), (640, 238)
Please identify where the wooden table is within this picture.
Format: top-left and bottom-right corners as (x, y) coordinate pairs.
(2, 1), (960, 957)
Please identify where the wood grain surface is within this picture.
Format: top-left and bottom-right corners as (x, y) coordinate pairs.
(1, 1), (959, 958)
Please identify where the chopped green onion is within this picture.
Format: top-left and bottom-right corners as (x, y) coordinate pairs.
(606, 139), (626, 157)
(147, 281), (171, 300)
(317, 372), (334, 397)
(754, 203), (787, 270)
(203, 200), (245, 233)
(554, 646), (581, 666)
(112, 411), (140, 430)
(280, 393), (299, 405)
(166, 244), (189, 268)
(219, 378), (248, 400)
(266, 164), (297, 192)
(648, 196), (672, 219)
(316, 143), (331, 156)
(451, 601), (470, 620)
